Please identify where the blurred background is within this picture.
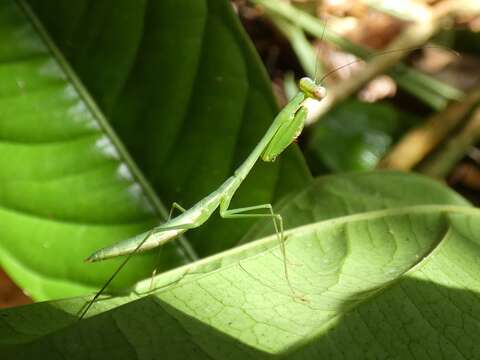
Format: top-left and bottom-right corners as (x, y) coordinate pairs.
(234, 0), (480, 204)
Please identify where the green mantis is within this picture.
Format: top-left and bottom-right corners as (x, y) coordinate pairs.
(79, 77), (326, 319)
(87, 77), (324, 262)
(80, 42), (455, 320)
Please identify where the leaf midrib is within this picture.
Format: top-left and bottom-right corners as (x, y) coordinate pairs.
(16, 0), (198, 261)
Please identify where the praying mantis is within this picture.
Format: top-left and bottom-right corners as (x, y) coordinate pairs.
(80, 44), (450, 319)
(87, 77), (325, 262)
(79, 77), (326, 319)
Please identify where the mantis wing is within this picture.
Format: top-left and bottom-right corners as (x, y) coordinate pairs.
(261, 106), (307, 162)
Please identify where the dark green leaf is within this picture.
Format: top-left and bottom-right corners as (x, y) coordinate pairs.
(1, 0), (311, 301)
(0, 0), (193, 300)
(26, 0), (312, 256)
(307, 99), (416, 172)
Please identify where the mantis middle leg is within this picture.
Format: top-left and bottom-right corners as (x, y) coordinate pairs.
(219, 202), (299, 296)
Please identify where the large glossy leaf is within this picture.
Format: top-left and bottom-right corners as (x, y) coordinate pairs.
(2, 172), (479, 359)
(1, 0), (310, 300)
(25, 0), (312, 256)
(0, 1), (194, 300)
(241, 170), (468, 242)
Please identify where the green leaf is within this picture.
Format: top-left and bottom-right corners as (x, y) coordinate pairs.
(1, 0), (311, 301)
(306, 100), (417, 172)
(242, 170), (469, 242)
(2, 172), (479, 359)
(25, 0), (312, 256)
(0, 0), (193, 300)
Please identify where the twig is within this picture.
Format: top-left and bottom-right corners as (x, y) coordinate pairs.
(268, 14), (319, 78)
(419, 105), (480, 177)
(305, 15), (450, 124)
(251, 0), (466, 121)
(379, 89), (480, 170)
(360, 0), (432, 22)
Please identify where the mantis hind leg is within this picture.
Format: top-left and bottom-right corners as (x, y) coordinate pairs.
(149, 202), (187, 289)
(78, 221), (196, 320)
(219, 202), (299, 298)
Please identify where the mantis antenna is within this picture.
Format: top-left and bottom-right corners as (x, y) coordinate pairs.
(314, 18), (328, 83)
(317, 45), (460, 85)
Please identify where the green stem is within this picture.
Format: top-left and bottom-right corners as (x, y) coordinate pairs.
(380, 89), (480, 170)
(360, 0), (430, 21)
(269, 14), (320, 78)
(420, 106), (480, 177)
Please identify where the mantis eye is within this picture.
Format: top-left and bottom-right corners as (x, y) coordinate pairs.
(313, 86), (326, 100)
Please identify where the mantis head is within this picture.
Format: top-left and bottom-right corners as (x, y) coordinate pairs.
(299, 77), (326, 100)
